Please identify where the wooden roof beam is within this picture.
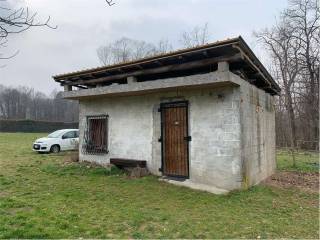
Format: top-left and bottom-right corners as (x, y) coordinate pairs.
(76, 85), (88, 89)
(63, 53), (242, 86)
(232, 45), (272, 87)
(155, 60), (163, 66)
(178, 55), (186, 61)
(202, 50), (208, 57)
(53, 39), (239, 81)
(135, 64), (144, 70)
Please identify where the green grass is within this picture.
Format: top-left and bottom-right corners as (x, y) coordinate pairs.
(0, 133), (319, 239)
(277, 149), (319, 172)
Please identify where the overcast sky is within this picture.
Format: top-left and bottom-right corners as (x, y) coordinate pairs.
(0, 0), (288, 95)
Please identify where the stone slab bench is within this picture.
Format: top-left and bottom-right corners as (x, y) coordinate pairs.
(110, 158), (147, 168)
(110, 158), (148, 178)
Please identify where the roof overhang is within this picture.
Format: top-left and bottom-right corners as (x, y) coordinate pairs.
(53, 36), (281, 95)
(61, 72), (239, 100)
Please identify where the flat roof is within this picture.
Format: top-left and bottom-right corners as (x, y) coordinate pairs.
(53, 36), (280, 95)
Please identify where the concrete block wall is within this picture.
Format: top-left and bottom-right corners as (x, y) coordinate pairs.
(78, 96), (154, 166)
(78, 75), (243, 191)
(230, 72), (276, 187)
(77, 71), (276, 191)
(187, 87), (242, 190)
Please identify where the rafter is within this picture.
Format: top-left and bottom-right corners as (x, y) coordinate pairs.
(63, 53), (242, 86)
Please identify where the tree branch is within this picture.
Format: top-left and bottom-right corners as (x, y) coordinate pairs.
(0, 0), (56, 60)
(105, 0), (116, 6)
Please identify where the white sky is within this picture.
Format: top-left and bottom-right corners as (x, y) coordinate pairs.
(0, 0), (287, 94)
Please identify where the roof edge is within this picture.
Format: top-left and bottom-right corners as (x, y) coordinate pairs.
(237, 36), (280, 93)
(52, 36), (281, 95)
(53, 37), (240, 80)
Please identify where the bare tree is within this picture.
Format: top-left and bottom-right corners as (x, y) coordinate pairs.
(0, 0), (56, 59)
(255, 0), (320, 165)
(97, 38), (132, 65)
(97, 44), (114, 65)
(255, 13), (302, 166)
(97, 37), (172, 66)
(131, 39), (156, 60)
(156, 39), (173, 54)
(97, 24), (212, 65)
(180, 23), (210, 48)
(112, 37), (133, 63)
(283, 0), (320, 149)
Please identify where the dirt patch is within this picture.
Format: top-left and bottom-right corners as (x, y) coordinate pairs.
(63, 151), (79, 163)
(6, 206), (34, 215)
(0, 191), (10, 198)
(263, 171), (319, 193)
(124, 166), (150, 178)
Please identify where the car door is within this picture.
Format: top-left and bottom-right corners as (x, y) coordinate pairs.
(61, 131), (75, 150)
(69, 131), (79, 150)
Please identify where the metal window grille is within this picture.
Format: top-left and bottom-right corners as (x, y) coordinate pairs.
(82, 115), (108, 155)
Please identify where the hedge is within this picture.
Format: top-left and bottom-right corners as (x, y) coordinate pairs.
(0, 119), (78, 133)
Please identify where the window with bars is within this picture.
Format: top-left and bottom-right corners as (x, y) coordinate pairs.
(82, 115), (108, 155)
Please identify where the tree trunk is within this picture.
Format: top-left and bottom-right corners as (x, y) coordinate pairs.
(285, 87), (297, 167)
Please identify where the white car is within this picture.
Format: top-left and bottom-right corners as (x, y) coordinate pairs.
(33, 129), (79, 153)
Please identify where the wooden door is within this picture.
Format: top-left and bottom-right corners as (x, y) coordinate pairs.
(162, 102), (189, 177)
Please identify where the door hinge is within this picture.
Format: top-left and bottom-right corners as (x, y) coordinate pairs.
(158, 137), (162, 142)
(184, 136), (192, 141)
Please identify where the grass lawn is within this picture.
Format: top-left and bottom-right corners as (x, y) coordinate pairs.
(0, 133), (319, 239)
(277, 149), (319, 172)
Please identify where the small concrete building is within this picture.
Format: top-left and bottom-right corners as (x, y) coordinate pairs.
(53, 37), (280, 193)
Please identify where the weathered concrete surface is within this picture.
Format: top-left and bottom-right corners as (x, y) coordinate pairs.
(77, 70), (276, 192)
(78, 72), (243, 191)
(230, 72), (276, 187)
(62, 71), (239, 100)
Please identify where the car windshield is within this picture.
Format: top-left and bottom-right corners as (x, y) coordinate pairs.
(47, 130), (65, 138)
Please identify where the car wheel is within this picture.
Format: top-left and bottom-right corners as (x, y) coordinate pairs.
(50, 145), (60, 153)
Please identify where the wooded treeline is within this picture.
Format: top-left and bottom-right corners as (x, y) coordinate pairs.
(0, 85), (78, 122)
(255, 0), (319, 153)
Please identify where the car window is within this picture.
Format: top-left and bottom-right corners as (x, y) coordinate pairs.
(62, 131), (75, 139)
(75, 131), (79, 138)
(48, 130), (64, 138)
